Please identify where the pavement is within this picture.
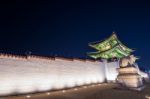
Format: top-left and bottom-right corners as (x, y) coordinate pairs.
(1, 83), (150, 99)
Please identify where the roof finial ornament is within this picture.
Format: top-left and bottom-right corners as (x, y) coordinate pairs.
(112, 31), (116, 34)
(111, 31), (118, 38)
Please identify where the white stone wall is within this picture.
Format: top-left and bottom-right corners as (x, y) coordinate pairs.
(0, 55), (106, 96)
(106, 61), (119, 81)
(0, 54), (147, 96)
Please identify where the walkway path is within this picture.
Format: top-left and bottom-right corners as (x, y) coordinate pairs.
(2, 83), (150, 99)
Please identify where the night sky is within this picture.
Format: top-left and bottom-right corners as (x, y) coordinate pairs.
(0, 0), (150, 70)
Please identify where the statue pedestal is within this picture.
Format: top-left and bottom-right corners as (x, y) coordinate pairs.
(117, 66), (144, 91)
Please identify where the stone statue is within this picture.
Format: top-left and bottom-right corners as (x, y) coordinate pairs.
(119, 55), (138, 67)
(117, 55), (144, 91)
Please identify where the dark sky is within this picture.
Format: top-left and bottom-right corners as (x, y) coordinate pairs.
(0, 0), (150, 70)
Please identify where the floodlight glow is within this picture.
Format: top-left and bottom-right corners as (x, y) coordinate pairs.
(83, 86), (87, 88)
(62, 90), (66, 93)
(98, 84), (101, 86)
(145, 95), (150, 99)
(26, 95), (31, 98)
(0, 57), (107, 96)
(0, 55), (147, 96)
(74, 88), (78, 91)
(46, 92), (51, 95)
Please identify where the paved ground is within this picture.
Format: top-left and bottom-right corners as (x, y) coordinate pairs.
(1, 83), (150, 99)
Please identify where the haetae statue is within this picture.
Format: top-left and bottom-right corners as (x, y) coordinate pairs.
(120, 55), (138, 67)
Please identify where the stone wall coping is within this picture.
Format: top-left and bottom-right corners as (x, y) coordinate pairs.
(0, 53), (98, 63)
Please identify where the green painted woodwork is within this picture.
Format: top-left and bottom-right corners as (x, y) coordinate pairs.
(88, 33), (133, 59)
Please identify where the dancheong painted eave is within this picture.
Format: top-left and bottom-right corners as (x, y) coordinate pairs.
(88, 32), (134, 59)
(87, 45), (132, 59)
